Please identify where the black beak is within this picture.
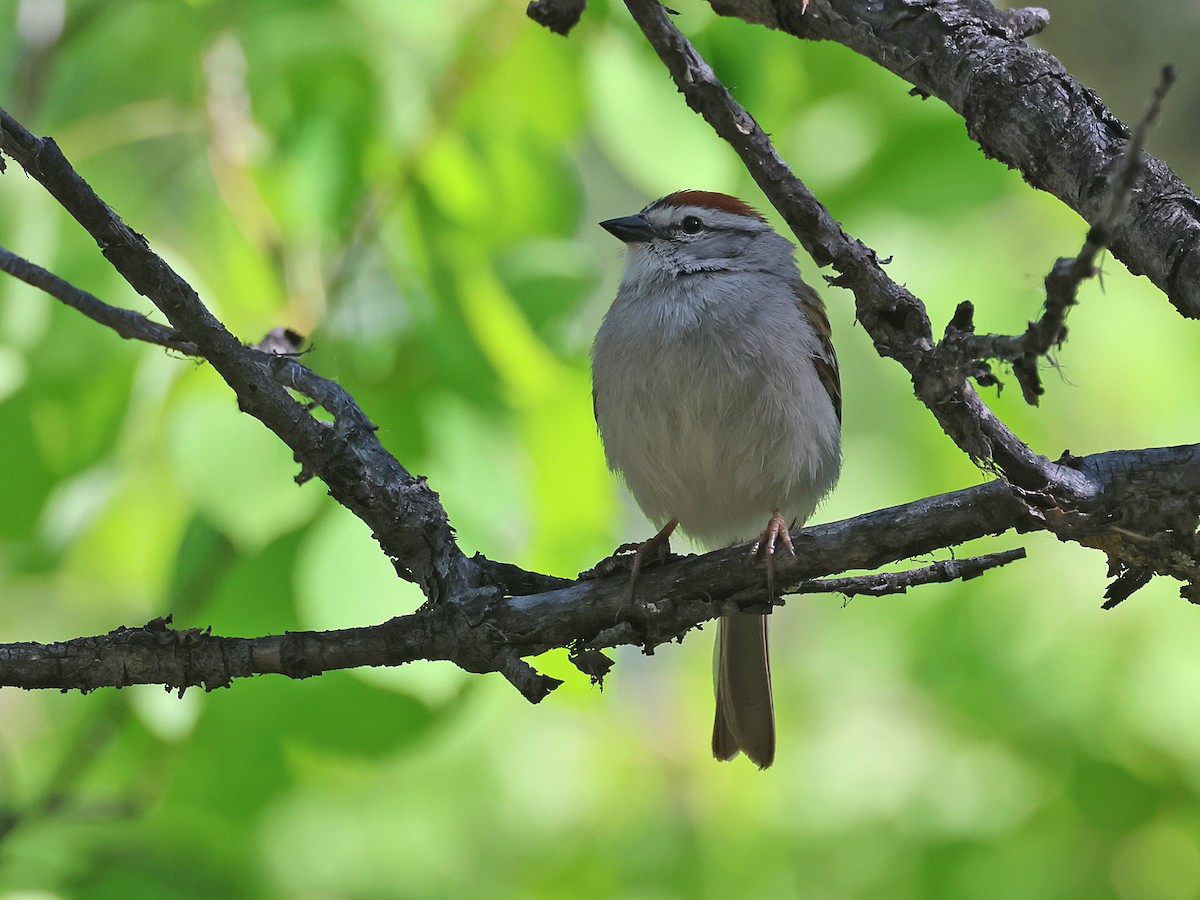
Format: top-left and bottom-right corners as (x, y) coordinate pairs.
(600, 214), (656, 244)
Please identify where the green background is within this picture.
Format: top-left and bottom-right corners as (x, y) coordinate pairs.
(1, 1), (1199, 897)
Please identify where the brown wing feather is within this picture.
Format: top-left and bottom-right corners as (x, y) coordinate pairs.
(795, 279), (841, 422)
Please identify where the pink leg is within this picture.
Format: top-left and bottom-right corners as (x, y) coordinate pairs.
(627, 519), (678, 595)
(749, 510), (796, 598)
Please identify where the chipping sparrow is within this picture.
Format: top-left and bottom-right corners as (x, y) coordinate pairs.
(591, 190), (842, 769)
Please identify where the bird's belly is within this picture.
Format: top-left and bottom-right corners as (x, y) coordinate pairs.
(599, 354), (839, 548)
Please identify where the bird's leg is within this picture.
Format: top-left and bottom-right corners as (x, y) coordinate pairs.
(750, 510), (796, 600)
(622, 519), (678, 601)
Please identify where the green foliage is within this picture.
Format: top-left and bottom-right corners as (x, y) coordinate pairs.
(1, 0), (1199, 897)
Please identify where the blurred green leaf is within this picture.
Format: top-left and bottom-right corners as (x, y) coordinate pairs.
(585, 24), (737, 194)
(166, 386), (325, 552)
(493, 238), (600, 350)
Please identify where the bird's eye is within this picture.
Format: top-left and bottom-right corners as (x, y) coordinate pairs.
(680, 216), (704, 234)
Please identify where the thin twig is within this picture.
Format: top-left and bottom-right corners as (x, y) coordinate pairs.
(937, 67), (1178, 406)
(797, 549), (1027, 598)
(0, 244), (198, 353)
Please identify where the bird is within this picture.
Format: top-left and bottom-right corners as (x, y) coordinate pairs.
(590, 189), (842, 768)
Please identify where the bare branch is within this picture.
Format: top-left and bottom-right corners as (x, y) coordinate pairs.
(0, 105), (478, 605)
(708, 0), (1200, 321)
(0, 233), (568, 603)
(1, 443), (1196, 696)
(0, 243), (197, 353)
(935, 66), (1179, 406)
(797, 549), (1027, 598)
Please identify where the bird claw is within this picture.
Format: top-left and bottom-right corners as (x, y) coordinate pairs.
(581, 524), (676, 582)
(627, 520), (678, 599)
(749, 511), (795, 559)
(605, 521), (678, 641)
(749, 511), (795, 599)
(612, 540), (646, 556)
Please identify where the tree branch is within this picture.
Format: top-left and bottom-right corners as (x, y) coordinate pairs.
(710, 0), (1200, 320)
(0, 243), (197, 353)
(0, 106), (510, 607)
(798, 549), (1027, 598)
(934, 66), (1177, 406)
(1, 443), (1196, 696)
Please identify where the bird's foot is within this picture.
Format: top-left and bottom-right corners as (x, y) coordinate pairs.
(749, 510), (796, 599)
(625, 520), (678, 601)
(578, 520), (678, 591)
(584, 520), (678, 641)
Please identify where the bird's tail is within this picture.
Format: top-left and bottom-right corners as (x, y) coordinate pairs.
(712, 612), (775, 769)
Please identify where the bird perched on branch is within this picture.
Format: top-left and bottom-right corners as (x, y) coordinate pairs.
(592, 190), (842, 768)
